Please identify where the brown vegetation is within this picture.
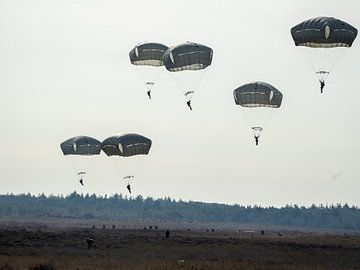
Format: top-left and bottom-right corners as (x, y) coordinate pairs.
(0, 219), (359, 270)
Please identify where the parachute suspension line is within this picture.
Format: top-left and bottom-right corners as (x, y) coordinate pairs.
(298, 47), (348, 90)
(316, 71), (330, 79)
(169, 68), (208, 110)
(123, 175), (134, 184)
(77, 171), (86, 180)
(110, 154), (148, 192)
(64, 156), (94, 183)
(145, 82), (155, 90)
(134, 66), (164, 99)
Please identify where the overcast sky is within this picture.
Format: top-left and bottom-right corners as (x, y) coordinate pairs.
(0, 0), (359, 207)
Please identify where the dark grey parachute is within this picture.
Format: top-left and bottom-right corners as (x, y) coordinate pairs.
(101, 133), (152, 157)
(163, 42), (213, 72)
(291, 17), (357, 48)
(233, 82), (283, 108)
(60, 136), (102, 156)
(129, 42), (169, 67)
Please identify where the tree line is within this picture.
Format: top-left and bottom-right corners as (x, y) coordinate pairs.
(0, 192), (359, 230)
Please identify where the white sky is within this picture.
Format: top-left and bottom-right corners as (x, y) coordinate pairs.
(0, 0), (359, 207)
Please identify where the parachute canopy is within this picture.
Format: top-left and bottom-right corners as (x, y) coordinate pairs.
(60, 136), (102, 156)
(129, 42), (169, 67)
(291, 17), (357, 48)
(163, 42), (213, 72)
(101, 133), (152, 157)
(233, 81), (283, 108)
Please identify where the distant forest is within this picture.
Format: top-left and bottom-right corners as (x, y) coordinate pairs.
(0, 193), (359, 231)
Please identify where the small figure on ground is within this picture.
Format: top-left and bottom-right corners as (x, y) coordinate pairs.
(86, 237), (94, 249)
(186, 101), (192, 110)
(112, 224), (116, 229)
(102, 224), (105, 229)
(319, 79), (325, 93)
(165, 229), (170, 239)
(126, 184), (132, 194)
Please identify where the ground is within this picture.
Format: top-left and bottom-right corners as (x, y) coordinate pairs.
(0, 217), (359, 270)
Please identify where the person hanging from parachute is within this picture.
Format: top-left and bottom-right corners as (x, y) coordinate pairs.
(129, 42), (169, 100)
(124, 176), (134, 193)
(78, 172), (86, 186)
(60, 136), (102, 185)
(319, 79), (325, 93)
(252, 127), (263, 146)
(101, 133), (152, 194)
(126, 184), (131, 194)
(186, 101), (192, 110)
(163, 42), (213, 110)
(233, 81), (283, 146)
(291, 17), (357, 93)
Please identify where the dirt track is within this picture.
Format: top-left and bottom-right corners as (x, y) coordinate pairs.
(0, 218), (359, 269)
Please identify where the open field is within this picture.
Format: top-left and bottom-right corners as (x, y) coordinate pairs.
(0, 217), (359, 269)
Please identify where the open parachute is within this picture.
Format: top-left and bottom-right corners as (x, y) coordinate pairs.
(291, 17), (357, 93)
(129, 42), (169, 99)
(60, 136), (102, 184)
(233, 82), (283, 145)
(163, 42), (213, 110)
(101, 133), (152, 194)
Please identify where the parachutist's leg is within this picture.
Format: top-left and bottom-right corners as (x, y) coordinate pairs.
(147, 90), (151, 99)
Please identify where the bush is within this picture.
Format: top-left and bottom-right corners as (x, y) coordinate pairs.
(0, 263), (15, 270)
(29, 263), (56, 270)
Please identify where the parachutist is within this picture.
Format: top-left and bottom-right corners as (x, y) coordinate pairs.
(79, 179), (84, 186)
(186, 101), (192, 110)
(254, 136), (259, 146)
(319, 80), (325, 93)
(126, 184), (132, 194)
(86, 237), (94, 249)
(147, 90), (151, 99)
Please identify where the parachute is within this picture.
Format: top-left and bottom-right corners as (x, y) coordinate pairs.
(60, 136), (102, 184)
(291, 17), (357, 93)
(129, 42), (169, 99)
(163, 42), (213, 110)
(101, 133), (152, 193)
(233, 82), (283, 145)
